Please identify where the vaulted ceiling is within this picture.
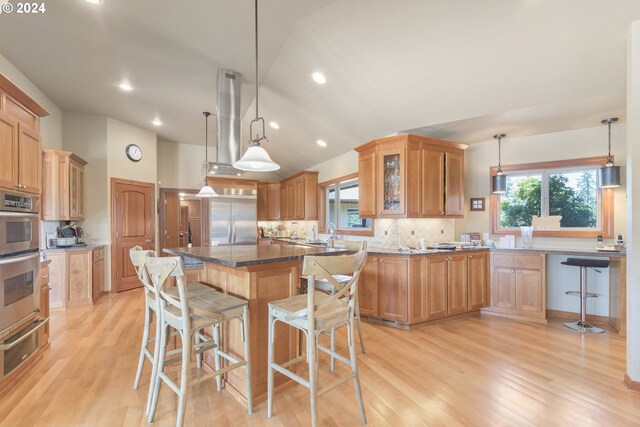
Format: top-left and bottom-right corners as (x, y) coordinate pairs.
(1, 0), (639, 177)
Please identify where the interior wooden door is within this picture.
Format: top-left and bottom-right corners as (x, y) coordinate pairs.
(17, 123), (41, 194)
(425, 255), (447, 319)
(0, 111), (18, 190)
(444, 152), (464, 216)
(162, 192), (180, 251)
(111, 179), (154, 292)
(421, 147), (445, 216)
(179, 205), (189, 246)
(447, 254), (468, 315)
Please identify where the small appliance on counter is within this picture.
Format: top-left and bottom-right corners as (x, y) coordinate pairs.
(46, 221), (87, 248)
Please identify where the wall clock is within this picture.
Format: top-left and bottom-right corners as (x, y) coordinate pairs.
(125, 144), (142, 162)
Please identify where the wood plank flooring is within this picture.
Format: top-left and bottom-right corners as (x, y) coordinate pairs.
(0, 289), (638, 427)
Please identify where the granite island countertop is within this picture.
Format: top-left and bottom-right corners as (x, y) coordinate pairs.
(164, 245), (351, 268)
(44, 244), (106, 252)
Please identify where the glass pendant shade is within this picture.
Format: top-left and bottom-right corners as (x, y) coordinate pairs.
(599, 165), (620, 188)
(196, 184), (217, 198)
(233, 145), (280, 172)
(492, 173), (507, 194)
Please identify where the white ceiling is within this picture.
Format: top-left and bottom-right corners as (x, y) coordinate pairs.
(1, 0), (639, 178)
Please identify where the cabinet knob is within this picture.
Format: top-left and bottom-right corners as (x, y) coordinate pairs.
(145, 239), (152, 243)
(380, 259), (384, 263)
(379, 211), (382, 214)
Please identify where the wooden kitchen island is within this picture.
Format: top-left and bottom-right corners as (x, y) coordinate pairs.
(163, 245), (349, 407)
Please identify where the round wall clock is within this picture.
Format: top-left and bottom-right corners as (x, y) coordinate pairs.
(125, 144), (142, 162)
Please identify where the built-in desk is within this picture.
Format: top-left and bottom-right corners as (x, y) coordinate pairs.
(483, 247), (626, 334)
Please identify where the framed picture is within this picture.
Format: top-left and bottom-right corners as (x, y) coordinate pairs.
(470, 197), (485, 211)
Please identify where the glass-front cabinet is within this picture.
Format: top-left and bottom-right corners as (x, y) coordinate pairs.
(376, 143), (405, 216)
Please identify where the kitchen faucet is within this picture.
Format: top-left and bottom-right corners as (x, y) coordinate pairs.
(327, 223), (337, 240)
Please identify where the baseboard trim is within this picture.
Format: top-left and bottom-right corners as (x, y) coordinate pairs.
(481, 309), (547, 325)
(546, 309), (610, 327)
(624, 374), (640, 392)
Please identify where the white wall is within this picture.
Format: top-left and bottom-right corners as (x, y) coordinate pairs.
(62, 112), (108, 244)
(157, 140), (208, 190)
(311, 150), (358, 183)
(626, 20), (640, 384)
(0, 53), (62, 149)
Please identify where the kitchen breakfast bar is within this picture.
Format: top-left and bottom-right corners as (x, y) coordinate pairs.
(163, 245), (350, 406)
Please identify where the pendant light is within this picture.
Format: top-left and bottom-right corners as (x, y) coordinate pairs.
(233, 0), (280, 172)
(598, 117), (620, 188)
(196, 112), (218, 198)
(492, 133), (507, 194)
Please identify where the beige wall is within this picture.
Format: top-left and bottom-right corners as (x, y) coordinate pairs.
(311, 150), (358, 183)
(0, 53), (62, 149)
(459, 125), (627, 247)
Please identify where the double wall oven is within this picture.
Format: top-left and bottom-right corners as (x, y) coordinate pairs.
(0, 190), (47, 382)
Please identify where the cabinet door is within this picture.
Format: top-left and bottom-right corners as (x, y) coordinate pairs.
(516, 270), (544, 315)
(378, 256), (408, 322)
(447, 254), (468, 315)
(444, 152), (464, 216)
(293, 178), (305, 219)
(267, 183), (281, 220)
(0, 112), (18, 190)
(67, 251), (92, 305)
(408, 257), (427, 324)
(69, 161), (84, 219)
(257, 183), (268, 221)
(92, 259), (104, 303)
(421, 148), (444, 216)
(376, 144), (405, 216)
(358, 256), (379, 317)
(491, 267), (517, 311)
(467, 252), (488, 310)
(406, 142), (421, 217)
(280, 182), (290, 220)
(47, 252), (66, 309)
(425, 255), (448, 319)
(17, 124), (41, 194)
(358, 148), (376, 217)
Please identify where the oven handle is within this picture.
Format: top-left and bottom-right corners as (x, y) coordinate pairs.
(0, 318), (49, 350)
(0, 211), (39, 218)
(0, 252), (39, 265)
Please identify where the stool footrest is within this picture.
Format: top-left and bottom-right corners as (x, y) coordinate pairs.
(565, 291), (598, 298)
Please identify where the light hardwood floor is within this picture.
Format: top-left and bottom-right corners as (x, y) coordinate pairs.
(1, 289), (638, 427)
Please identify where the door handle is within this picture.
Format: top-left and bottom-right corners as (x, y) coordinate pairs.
(145, 239), (152, 243)
(232, 215), (237, 244)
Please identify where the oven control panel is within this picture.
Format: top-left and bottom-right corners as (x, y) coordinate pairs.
(0, 191), (39, 213)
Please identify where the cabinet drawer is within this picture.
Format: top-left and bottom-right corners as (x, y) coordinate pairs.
(92, 248), (104, 263)
(492, 253), (542, 270)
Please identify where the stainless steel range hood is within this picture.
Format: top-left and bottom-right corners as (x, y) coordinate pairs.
(206, 69), (245, 176)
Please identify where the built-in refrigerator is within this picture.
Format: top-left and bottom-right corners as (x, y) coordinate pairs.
(208, 187), (257, 246)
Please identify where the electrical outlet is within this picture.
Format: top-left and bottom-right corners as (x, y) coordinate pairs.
(441, 229), (444, 234)
(411, 230), (415, 235)
(385, 230), (388, 235)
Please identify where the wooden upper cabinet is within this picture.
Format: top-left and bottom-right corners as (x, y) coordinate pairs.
(376, 142), (406, 217)
(355, 134), (467, 219)
(0, 111), (18, 191)
(421, 148), (445, 216)
(279, 171), (318, 221)
(358, 148), (376, 217)
(258, 182), (281, 221)
(444, 152), (464, 216)
(0, 85), (47, 195)
(41, 149), (87, 221)
(257, 183), (268, 221)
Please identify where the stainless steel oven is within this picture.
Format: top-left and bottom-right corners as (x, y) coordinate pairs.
(0, 252), (41, 332)
(0, 191), (39, 255)
(0, 317), (47, 381)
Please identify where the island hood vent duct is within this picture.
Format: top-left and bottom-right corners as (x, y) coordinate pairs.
(206, 69), (245, 176)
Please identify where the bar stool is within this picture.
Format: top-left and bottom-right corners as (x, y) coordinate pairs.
(300, 240), (367, 372)
(561, 257), (609, 333)
(145, 256), (252, 427)
(129, 247), (213, 415)
(268, 250), (368, 427)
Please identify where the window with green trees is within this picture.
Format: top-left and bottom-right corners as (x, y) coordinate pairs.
(500, 168), (599, 229)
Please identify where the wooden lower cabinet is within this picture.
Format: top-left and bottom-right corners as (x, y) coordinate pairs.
(361, 250), (489, 326)
(47, 246), (106, 309)
(484, 252), (546, 322)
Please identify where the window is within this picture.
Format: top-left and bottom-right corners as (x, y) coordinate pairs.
(319, 173), (373, 236)
(490, 157), (614, 238)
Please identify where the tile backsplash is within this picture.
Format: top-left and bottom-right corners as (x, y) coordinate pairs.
(258, 218), (455, 249)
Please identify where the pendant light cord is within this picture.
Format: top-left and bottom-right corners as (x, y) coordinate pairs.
(607, 121), (612, 160)
(254, 0), (259, 121)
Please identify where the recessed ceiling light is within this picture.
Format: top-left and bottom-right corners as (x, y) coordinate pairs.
(118, 82), (133, 92)
(316, 139), (327, 147)
(152, 118), (162, 126)
(311, 71), (326, 85)
(269, 121), (280, 129)
(86, 0), (103, 4)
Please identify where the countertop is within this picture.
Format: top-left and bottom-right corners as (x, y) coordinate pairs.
(44, 244), (105, 252)
(40, 258), (51, 266)
(163, 245), (351, 268)
(491, 247), (626, 257)
(366, 247), (489, 256)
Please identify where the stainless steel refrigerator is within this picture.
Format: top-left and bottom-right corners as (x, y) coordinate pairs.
(208, 187), (257, 246)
